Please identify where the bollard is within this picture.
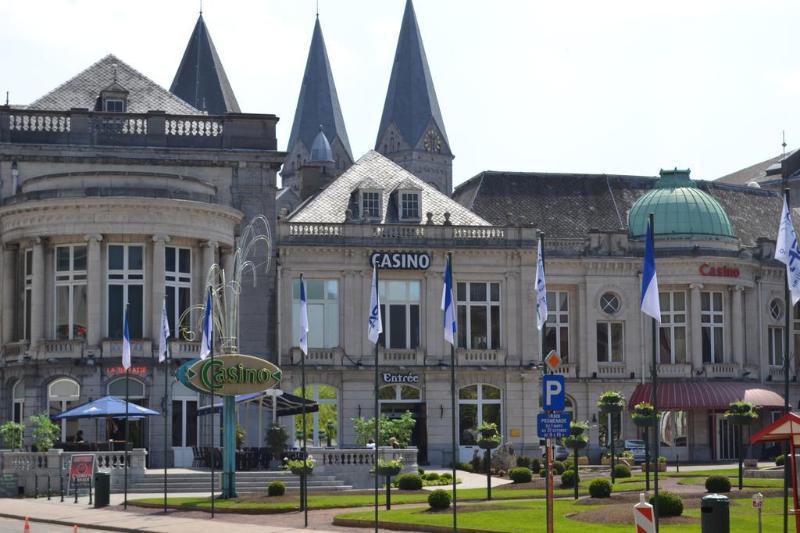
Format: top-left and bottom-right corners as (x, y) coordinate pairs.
(47, 475), (51, 500)
(88, 475), (92, 506)
(753, 492), (764, 533)
(60, 472), (64, 502)
(74, 478), (78, 504)
(34, 474), (38, 499)
(633, 493), (656, 533)
(23, 517), (30, 533)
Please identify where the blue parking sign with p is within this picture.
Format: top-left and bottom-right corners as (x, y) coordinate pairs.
(542, 375), (565, 411)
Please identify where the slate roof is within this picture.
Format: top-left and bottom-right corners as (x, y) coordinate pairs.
(286, 18), (352, 162)
(28, 54), (201, 115)
(290, 151), (488, 226)
(170, 14), (241, 114)
(375, 0), (450, 151)
(716, 152), (792, 185)
(453, 171), (783, 247)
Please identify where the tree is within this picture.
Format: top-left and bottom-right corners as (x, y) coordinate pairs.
(353, 411), (416, 447)
(564, 421), (588, 500)
(29, 412), (59, 452)
(725, 400), (758, 490)
(597, 391), (625, 483)
(0, 422), (24, 450)
(632, 402), (658, 491)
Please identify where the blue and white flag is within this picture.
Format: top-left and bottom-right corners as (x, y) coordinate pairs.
(122, 306), (131, 370)
(299, 276), (309, 355)
(535, 237), (548, 330)
(367, 265), (383, 344)
(441, 256), (457, 345)
(158, 299), (170, 363)
(640, 218), (661, 321)
(200, 288), (213, 359)
(775, 196), (800, 305)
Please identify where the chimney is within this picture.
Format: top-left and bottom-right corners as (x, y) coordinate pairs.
(299, 161), (334, 201)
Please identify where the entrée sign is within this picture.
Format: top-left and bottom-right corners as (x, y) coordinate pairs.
(370, 252), (430, 270)
(382, 373), (420, 384)
(699, 264), (740, 278)
(178, 354), (282, 396)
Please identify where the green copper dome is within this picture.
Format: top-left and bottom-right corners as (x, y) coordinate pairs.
(628, 169), (735, 240)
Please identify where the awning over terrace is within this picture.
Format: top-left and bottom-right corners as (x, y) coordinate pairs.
(628, 382), (785, 411)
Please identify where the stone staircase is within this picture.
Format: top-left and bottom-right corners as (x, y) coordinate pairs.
(126, 470), (351, 494)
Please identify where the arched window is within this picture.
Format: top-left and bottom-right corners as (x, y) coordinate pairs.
(458, 384), (502, 446)
(378, 385), (421, 402)
(48, 378), (80, 442)
(107, 378), (145, 399)
(294, 384), (338, 447)
(12, 380), (24, 423)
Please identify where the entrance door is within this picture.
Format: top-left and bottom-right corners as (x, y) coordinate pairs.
(381, 402), (428, 465)
(714, 413), (740, 460)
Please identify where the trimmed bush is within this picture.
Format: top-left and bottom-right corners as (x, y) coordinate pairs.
(589, 478), (612, 498)
(267, 481), (285, 497)
(776, 454), (786, 467)
(552, 461), (565, 475)
(396, 473), (423, 491)
(509, 467), (532, 483)
(531, 458), (541, 473)
(422, 472), (440, 481)
(440, 472), (453, 480)
(516, 456), (531, 468)
(705, 475), (732, 493)
(560, 469), (577, 488)
(539, 468), (548, 478)
(428, 489), (451, 510)
(650, 491), (683, 517)
(613, 463), (632, 479)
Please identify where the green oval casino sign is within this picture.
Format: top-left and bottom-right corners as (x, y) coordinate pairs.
(177, 354), (282, 396)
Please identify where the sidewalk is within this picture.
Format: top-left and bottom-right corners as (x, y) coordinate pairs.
(0, 498), (336, 532)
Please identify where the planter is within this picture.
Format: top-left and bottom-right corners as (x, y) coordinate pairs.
(376, 466), (402, 477)
(602, 456), (630, 466)
(744, 459), (758, 468)
(290, 466), (314, 476)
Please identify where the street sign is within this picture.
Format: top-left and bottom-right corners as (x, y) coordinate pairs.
(542, 375), (565, 411)
(545, 350), (561, 371)
(537, 411), (572, 439)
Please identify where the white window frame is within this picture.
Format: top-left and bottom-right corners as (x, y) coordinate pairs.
(48, 378), (80, 442)
(106, 244), (145, 338)
(23, 249), (32, 341)
(458, 384), (503, 446)
(172, 381), (199, 448)
(545, 290), (570, 362)
(12, 380), (23, 424)
(292, 279), (339, 349)
(165, 246), (192, 336)
(378, 384), (421, 403)
(596, 321), (624, 363)
(379, 280), (421, 350)
(457, 281), (501, 350)
(769, 326), (784, 367)
(360, 190), (382, 220)
(295, 384), (339, 447)
(54, 245), (87, 340)
(399, 190), (421, 221)
(659, 291), (687, 364)
(701, 291), (724, 363)
(103, 98), (125, 112)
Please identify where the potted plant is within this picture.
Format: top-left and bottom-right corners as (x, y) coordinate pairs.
(725, 400), (758, 490)
(0, 421), (24, 450)
(375, 458), (404, 509)
(631, 402), (657, 490)
(285, 456), (315, 476)
(29, 412), (59, 452)
(477, 422), (501, 500)
(564, 421), (588, 500)
(597, 391), (625, 482)
(265, 424), (288, 470)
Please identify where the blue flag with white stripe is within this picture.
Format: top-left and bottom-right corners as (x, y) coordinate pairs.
(441, 256), (457, 345)
(640, 218), (661, 321)
(775, 196), (800, 305)
(299, 275), (309, 355)
(122, 306), (131, 369)
(200, 288), (213, 359)
(367, 265), (382, 344)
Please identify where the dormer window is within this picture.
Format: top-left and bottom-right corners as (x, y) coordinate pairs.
(361, 190), (382, 220)
(103, 98), (125, 112)
(400, 191), (421, 221)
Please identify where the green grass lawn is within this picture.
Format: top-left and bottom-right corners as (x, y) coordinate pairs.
(335, 496), (786, 532)
(676, 476), (785, 489)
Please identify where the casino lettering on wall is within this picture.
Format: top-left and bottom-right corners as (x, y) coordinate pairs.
(699, 263), (740, 278)
(370, 252), (431, 270)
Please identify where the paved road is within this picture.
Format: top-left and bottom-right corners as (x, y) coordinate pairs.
(0, 517), (77, 533)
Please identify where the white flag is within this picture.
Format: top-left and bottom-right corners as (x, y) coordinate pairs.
(535, 237), (548, 330)
(367, 265), (383, 344)
(775, 196), (800, 305)
(158, 299), (170, 363)
(441, 256), (457, 345)
(200, 288), (213, 359)
(299, 276), (309, 355)
(121, 307), (131, 370)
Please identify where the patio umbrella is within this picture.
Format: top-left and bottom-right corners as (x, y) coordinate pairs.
(52, 395), (160, 420)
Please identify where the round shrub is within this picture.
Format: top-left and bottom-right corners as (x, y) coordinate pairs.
(516, 456), (531, 468)
(563, 459), (573, 471)
(705, 475), (732, 493)
(396, 473), (423, 491)
(427, 489), (451, 510)
(509, 467), (532, 483)
(589, 478), (612, 498)
(776, 454), (786, 467)
(649, 491), (683, 517)
(267, 481), (285, 497)
(422, 472), (440, 481)
(531, 458), (541, 473)
(539, 468), (547, 478)
(552, 461), (565, 475)
(613, 463), (632, 479)
(560, 469), (577, 489)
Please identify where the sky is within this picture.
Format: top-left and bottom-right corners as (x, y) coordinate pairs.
(1, 0), (799, 188)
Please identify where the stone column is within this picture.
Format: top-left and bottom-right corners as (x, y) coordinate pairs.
(201, 241), (218, 287)
(151, 234), (170, 339)
(84, 234), (103, 347)
(1, 244), (17, 344)
(731, 285), (745, 367)
(30, 238), (45, 347)
(690, 283), (703, 370)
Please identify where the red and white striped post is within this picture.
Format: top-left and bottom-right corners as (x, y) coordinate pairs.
(634, 493), (656, 533)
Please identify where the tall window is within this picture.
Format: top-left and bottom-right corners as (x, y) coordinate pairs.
(459, 384), (502, 445)
(23, 249), (32, 341)
(659, 292), (687, 364)
(292, 279), (339, 349)
(48, 378), (79, 442)
(379, 385), (421, 402)
(172, 382), (198, 448)
(545, 291), (569, 361)
(165, 247), (191, 336)
(361, 191), (381, 220)
(596, 322), (623, 363)
(379, 281), (420, 350)
(769, 326), (784, 367)
(295, 384), (338, 447)
(399, 191), (420, 221)
(55, 245), (87, 340)
(12, 380), (23, 424)
(107, 244), (144, 338)
(457, 282), (501, 350)
(701, 291), (724, 363)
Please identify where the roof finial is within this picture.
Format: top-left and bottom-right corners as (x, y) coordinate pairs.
(4, 91), (8, 106)
(112, 63), (118, 83)
(316, 0), (319, 18)
(199, 0), (203, 16)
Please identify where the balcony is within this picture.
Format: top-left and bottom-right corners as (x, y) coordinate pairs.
(380, 348), (424, 366)
(703, 362), (740, 379)
(2, 342), (29, 363)
(289, 347), (343, 366)
(769, 366), (785, 381)
(597, 363), (627, 378)
(551, 362), (577, 378)
(456, 348), (506, 366)
(39, 339), (84, 359)
(169, 340), (200, 359)
(657, 363), (692, 378)
(101, 339), (152, 359)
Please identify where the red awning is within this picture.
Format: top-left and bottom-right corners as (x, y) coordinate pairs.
(628, 382), (785, 411)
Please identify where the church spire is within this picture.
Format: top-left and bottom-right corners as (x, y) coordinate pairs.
(376, 0), (453, 193)
(281, 18), (353, 190)
(170, 13), (240, 115)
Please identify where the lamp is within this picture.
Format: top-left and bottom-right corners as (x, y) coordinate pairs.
(741, 370), (751, 378)
(357, 405), (361, 417)
(591, 413), (597, 423)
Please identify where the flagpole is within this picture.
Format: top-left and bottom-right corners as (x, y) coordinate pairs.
(447, 252), (457, 533)
(649, 213), (660, 533)
(784, 187), (791, 533)
(208, 286), (215, 519)
(163, 299), (170, 514)
(373, 264), (380, 533)
(539, 232), (554, 533)
(123, 304), (130, 511)
(300, 274), (308, 528)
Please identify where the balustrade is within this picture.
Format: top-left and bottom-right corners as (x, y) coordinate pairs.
(597, 363), (626, 377)
(457, 348), (506, 366)
(657, 363), (692, 378)
(703, 362), (739, 378)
